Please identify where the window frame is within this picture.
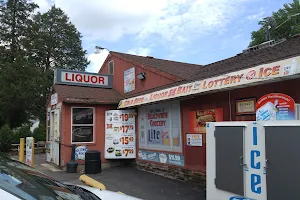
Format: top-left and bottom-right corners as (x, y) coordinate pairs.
(71, 107), (95, 144)
(108, 60), (114, 75)
(138, 101), (182, 153)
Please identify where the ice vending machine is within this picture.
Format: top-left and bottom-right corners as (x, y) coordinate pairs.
(206, 121), (300, 200)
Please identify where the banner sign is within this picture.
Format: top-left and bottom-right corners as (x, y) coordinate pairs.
(118, 56), (300, 108)
(54, 68), (112, 88)
(256, 93), (295, 121)
(118, 81), (202, 108)
(189, 108), (223, 134)
(124, 67), (135, 93)
(138, 150), (184, 166)
(51, 93), (58, 106)
(105, 110), (136, 159)
(26, 137), (34, 167)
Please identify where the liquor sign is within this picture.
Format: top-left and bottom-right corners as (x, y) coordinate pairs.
(105, 110), (136, 159)
(54, 68), (112, 88)
(256, 93), (295, 121)
(119, 56), (300, 108)
(26, 137), (34, 167)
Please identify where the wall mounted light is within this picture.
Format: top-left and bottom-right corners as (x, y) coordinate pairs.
(137, 72), (146, 80)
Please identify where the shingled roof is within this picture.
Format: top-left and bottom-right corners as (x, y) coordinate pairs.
(121, 35), (300, 98)
(193, 35), (300, 80)
(54, 85), (123, 104)
(111, 51), (202, 81)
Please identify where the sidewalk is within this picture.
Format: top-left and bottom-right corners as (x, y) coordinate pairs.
(33, 154), (205, 200)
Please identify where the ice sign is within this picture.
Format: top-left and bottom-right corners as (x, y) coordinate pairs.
(75, 146), (88, 160)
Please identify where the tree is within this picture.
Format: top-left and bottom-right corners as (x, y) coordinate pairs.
(0, 124), (14, 152)
(249, 0), (300, 47)
(26, 5), (89, 121)
(0, 0), (40, 128)
(0, 1), (89, 127)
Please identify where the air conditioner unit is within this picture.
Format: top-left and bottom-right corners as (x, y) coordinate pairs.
(295, 104), (300, 120)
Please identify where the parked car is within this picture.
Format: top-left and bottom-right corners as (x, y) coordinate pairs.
(0, 153), (141, 200)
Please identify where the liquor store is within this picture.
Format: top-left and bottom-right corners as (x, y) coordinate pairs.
(46, 36), (300, 185)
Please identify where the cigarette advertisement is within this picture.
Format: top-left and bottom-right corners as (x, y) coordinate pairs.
(256, 93), (295, 121)
(189, 108), (223, 134)
(105, 110), (136, 159)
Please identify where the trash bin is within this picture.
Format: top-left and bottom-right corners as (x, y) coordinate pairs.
(66, 161), (78, 173)
(85, 150), (101, 174)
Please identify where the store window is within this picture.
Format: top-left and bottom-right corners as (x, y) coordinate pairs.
(71, 107), (94, 143)
(138, 101), (182, 152)
(108, 61), (114, 75)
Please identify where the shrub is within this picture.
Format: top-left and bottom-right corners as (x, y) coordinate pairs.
(33, 123), (46, 142)
(0, 124), (14, 152)
(12, 125), (31, 144)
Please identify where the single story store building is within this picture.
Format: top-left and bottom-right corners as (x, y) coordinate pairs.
(47, 36), (300, 185)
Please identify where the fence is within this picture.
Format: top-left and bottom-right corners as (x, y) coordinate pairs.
(10, 141), (46, 155)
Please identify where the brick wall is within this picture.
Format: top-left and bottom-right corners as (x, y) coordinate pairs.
(134, 160), (206, 188)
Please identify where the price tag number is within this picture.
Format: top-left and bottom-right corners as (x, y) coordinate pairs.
(169, 154), (181, 161)
(120, 125), (134, 133)
(122, 149), (134, 156)
(120, 136), (134, 145)
(120, 114), (134, 121)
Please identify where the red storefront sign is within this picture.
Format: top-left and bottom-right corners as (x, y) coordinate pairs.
(54, 68), (112, 88)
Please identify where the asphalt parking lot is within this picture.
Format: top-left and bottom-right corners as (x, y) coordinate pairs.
(32, 154), (205, 200)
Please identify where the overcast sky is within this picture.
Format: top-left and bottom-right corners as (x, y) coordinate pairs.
(33, 0), (293, 73)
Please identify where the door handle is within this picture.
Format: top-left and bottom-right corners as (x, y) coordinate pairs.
(239, 156), (245, 166)
(264, 159), (268, 169)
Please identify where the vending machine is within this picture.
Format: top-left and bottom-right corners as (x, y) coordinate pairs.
(206, 121), (300, 200)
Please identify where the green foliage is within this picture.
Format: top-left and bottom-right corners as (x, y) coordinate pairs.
(33, 123), (46, 142)
(0, 1), (89, 127)
(0, 124), (14, 152)
(249, 0), (300, 47)
(12, 125), (31, 144)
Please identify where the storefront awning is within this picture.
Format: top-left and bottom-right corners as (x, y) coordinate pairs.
(54, 85), (123, 104)
(118, 55), (300, 109)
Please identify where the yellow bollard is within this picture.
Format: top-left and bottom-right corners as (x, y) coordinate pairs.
(19, 138), (25, 162)
(79, 175), (106, 190)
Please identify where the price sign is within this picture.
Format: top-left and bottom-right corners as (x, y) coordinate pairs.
(120, 113), (135, 121)
(120, 125), (134, 133)
(122, 148), (134, 157)
(120, 136), (134, 145)
(105, 110), (136, 159)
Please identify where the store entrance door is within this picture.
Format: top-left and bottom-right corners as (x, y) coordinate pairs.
(49, 109), (60, 165)
(53, 109), (60, 165)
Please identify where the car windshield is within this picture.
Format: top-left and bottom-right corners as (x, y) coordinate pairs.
(0, 153), (97, 200)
